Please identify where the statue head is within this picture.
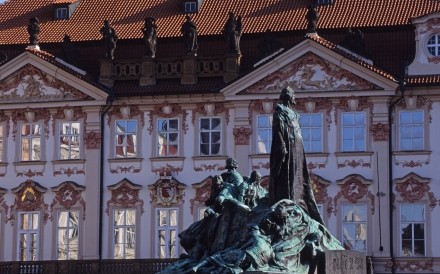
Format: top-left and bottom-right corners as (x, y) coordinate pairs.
(249, 170), (261, 183)
(280, 86), (296, 105)
(225, 157), (238, 170)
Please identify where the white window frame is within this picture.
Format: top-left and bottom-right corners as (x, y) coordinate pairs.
(427, 34), (440, 57)
(398, 110), (425, 151)
(112, 208), (137, 259)
(399, 203), (426, 257)
(156, 118), (180, 157)
(255, 114), (272, 154)
(17, 211), (40, 261)
(199, 117), (222, 156)
(340, 203), (368, 253)
(58, 121), (82, 160)
(184, 2), (196, 13)
(56, 210), (80, 260)
(340, 111), (367, 152)
(19, 123), (42, 161)
(154, 208), (179, 258)
(55, 7), (68, 19)
(115, 119), (138, 159)
(300, 112), (324, 153)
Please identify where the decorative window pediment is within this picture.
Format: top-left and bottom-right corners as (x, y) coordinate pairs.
(9, 180), (49, 224)
(106, 179), (144, 214)
(190, 176), (214, 215)
(50, 181), (85, 219)
(334, 174), (375, 215)
(310, 173), (333, 217)
(148, 101), (187, 135)
(394, 172), (437, 210)
(149, 176), (186, 206)
(0, 187), (7, 224)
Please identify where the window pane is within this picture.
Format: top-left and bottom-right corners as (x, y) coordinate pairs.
(211, 118), (221, 130)
(170, 210), (177, 226)
(342, 113), (353, 125)
(412, 205), (425, 222)
(200, 119), (210, 130)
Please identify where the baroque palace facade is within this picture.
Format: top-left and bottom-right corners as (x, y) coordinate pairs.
(0, 0), (440, 273)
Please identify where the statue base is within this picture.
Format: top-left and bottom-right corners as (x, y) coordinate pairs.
(244, 250), (368, 274)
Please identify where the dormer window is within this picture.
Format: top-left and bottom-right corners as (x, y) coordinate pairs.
(55, 7), (68, 19)
(316, 0), (332, 4)
(184, 2), (196, 13)
(427, 34), (440, 56)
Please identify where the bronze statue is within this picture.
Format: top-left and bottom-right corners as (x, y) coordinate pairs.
(99, 20), (118, 60)
(269, 86), (324, 225)
(306, 4), (319, 33)
(181, 15), (198, 56)
(223, 12), (242, 54)
(141, 17), (157, 58)
(27, 17), (40, 46)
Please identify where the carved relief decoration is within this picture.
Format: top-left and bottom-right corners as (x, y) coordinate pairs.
(51, 106), (87, 135)
(0, 188), (8, 224)
(106, 103), (145, 127)
(370, 123), (389, 141)
(233, 127), (252, 145)
(295, 97), (333, 130)
(310, 173), (333, 217)
(333, 174), (374, 215)
(394, 172), (436, 210)
(110, 166), (141, 174)
(385, 259), (434, 272)
(11, 107), (50, 141)
(243, 52), (379, 94)
(191, 102), (230, 125)
(190, 176), (214, 215)
(251, 162), (270, 170)
(396, 96), (433, 122)
(50, 181), (86, 220)
(0, 110), (10, 137)
(0, 64), (92, 103)
(9, 180), (49, 225)
(149, 177), (186, 206)
(152, 164), (183, 175)
(194, 164), (225, 172)
(248, 99), (276, 126)
(335, 96), (374, 125)
(53, 167), (85, 177)
(148, 101), (188, 134)
(84, 131), (101, 149)
(260, 176), (270, 190)
(106, 179), (144, 215)
(337, 159), (371, 169)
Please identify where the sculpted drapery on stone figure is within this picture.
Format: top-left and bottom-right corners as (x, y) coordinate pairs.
(141, 17), (157, 58)
(181, 15), (198, 56)
(100, 20), (118, 60)
(159, 87), (343, 274)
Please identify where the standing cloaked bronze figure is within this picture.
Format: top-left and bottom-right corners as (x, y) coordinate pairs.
(141, 17), (157, 58)
(181, 15), (198, 56)
(269, 86), (323, 225)
(306, 4), (319, 33)
(100, 20), (118, 60)
(223, 12), (242, 54)
(27, 17), (40, 46)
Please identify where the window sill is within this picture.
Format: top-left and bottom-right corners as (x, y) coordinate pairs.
(13, 161), (46, 177)
(14, 161), (46, 166)
(109, 158), (144, 174)
(0, 162), (7, 176)
(192, 156), (227, 172)
(52, 159), (86, 165)
(108, 158), (144, 163)
(335, 151), (374, 157)
(393, 150), (431, 156)
(335, 152), (373, 168)
(393, 151), (430, 167)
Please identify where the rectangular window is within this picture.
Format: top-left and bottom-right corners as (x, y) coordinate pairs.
(59, 122), (81, 160)
(184, 2), (196, 13)
(115, 120), (137, 158)
(0, 125), (3, 161)
(342, 204), (367, 253)
(113, 209), (136, 259)
(399, 110), (424, 151)
(20, 124), (41, 161)
(300, 113), (323, 153)
(17, 212), (39, 261)
(256, 115), (272, 154)
(57, 211), (79, 260)
(155, 208), (178, 258)
(157, 119), (179, 157)
(55, 7), (68, 19)
(200, 117), (221, 156)
(400, 204), (425, 256)
(341, 112), (366, 152)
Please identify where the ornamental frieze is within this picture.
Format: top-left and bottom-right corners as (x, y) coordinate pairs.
(192, 102), (229, 125)
(50, 181), (86, 220)
(190, 176), (214, 215)
(243, 52), (379, 94)
(333, 174), (374, 215)
(394, 172), (437, 210)
(148, 101), (188, 134)
(11, 107), (50, 141)
(0, 64), (92, 103)
(233, 127), (252, 145)
(310, 173), (333, 217)
(107, 103), (145, 127)
(106, 179), (144, 215)
(0, 187), (8, 224)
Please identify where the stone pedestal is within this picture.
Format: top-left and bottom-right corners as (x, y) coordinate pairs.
(139, 57), (156, 86)
(244, 250), (367, 274)
(99, 59), (114, 87)
(223, 53), (241, 83)
(182, 56), (197, 84)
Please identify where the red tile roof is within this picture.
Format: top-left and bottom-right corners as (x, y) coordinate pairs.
(0, 0), (439, 45)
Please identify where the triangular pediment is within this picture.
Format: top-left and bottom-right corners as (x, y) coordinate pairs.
(242, 52), (381, 94)
(0, 51), (108, 104)
(222, 38), (398, 97)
